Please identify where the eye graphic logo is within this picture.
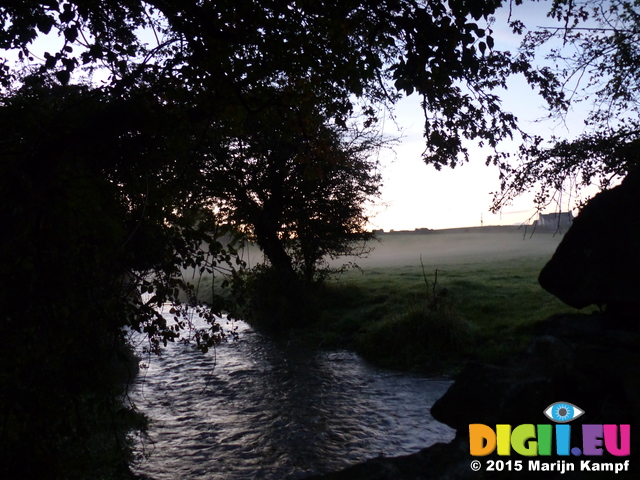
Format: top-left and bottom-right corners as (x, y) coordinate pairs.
(543, 402), (584, 423)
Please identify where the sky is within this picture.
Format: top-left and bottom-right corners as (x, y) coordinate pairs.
(370, 94), (541, 231)
(368, 2), (600, 232)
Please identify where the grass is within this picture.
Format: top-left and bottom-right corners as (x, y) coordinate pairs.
(187, 231), (596, 374)
(294, 256), (591, 374)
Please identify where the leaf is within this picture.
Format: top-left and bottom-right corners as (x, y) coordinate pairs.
(64, 25), (78, 43)
(55, 70), (70, 85)
(37, 16), (55, 35)
(44, 52), (57, 69)
(60, 4), (75, 23)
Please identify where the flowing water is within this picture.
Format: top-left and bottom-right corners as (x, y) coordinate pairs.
(129, 313), (454, 480)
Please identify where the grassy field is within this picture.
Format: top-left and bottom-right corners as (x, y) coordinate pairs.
(189, 227), (593, 374)
(297, 228), (593, 373)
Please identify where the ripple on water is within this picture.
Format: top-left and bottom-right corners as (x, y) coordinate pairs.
(130, 315), (454, 479)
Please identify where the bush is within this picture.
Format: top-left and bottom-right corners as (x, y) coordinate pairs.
(357, 294), (476, 372)
(230, 265), (321, 331)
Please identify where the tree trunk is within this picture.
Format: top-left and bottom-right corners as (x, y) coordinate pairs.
(253, 216), (296, 281)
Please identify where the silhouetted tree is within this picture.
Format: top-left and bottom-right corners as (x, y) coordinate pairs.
(0, 80), (238, 478)
(493, 0), (640, 210)
(1, 0), (553, 165)
(202, 101), (382, 285)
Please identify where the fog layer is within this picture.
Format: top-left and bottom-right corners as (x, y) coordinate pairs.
(339, 227), (563, 270)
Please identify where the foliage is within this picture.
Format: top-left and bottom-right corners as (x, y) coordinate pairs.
(0, 0), (553, 167)
(218, 108), (383, 327)
(0, 0), (570, 308)
(229, 264), (318, 330)
(494, 0), (640, 210)
(0, 79), (240, 478)
(200, 101), (383, 285)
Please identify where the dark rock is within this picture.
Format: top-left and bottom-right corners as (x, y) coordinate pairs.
(538, 169), (640, 310)
(430, 362), (555, 431)
(532, 313), (604, 338)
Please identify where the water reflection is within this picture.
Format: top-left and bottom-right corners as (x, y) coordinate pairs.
(130, 316), (454, 479)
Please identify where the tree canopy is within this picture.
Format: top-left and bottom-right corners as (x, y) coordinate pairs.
(202, 102), (383, 283)
(1, 0), (550, 165)
(5, 0), (631, 211)
(493, 0), (640, 210)
(0, 77), (239, 478)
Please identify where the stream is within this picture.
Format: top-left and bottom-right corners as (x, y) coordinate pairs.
(128, 312), (454, 479)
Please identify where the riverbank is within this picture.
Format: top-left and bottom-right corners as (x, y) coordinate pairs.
(284, 259), (577, 374)
(224, 228), (589, 374)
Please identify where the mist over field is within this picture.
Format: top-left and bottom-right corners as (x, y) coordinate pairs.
(337, 226), (564, 270)
(230, 226), (564, 274)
